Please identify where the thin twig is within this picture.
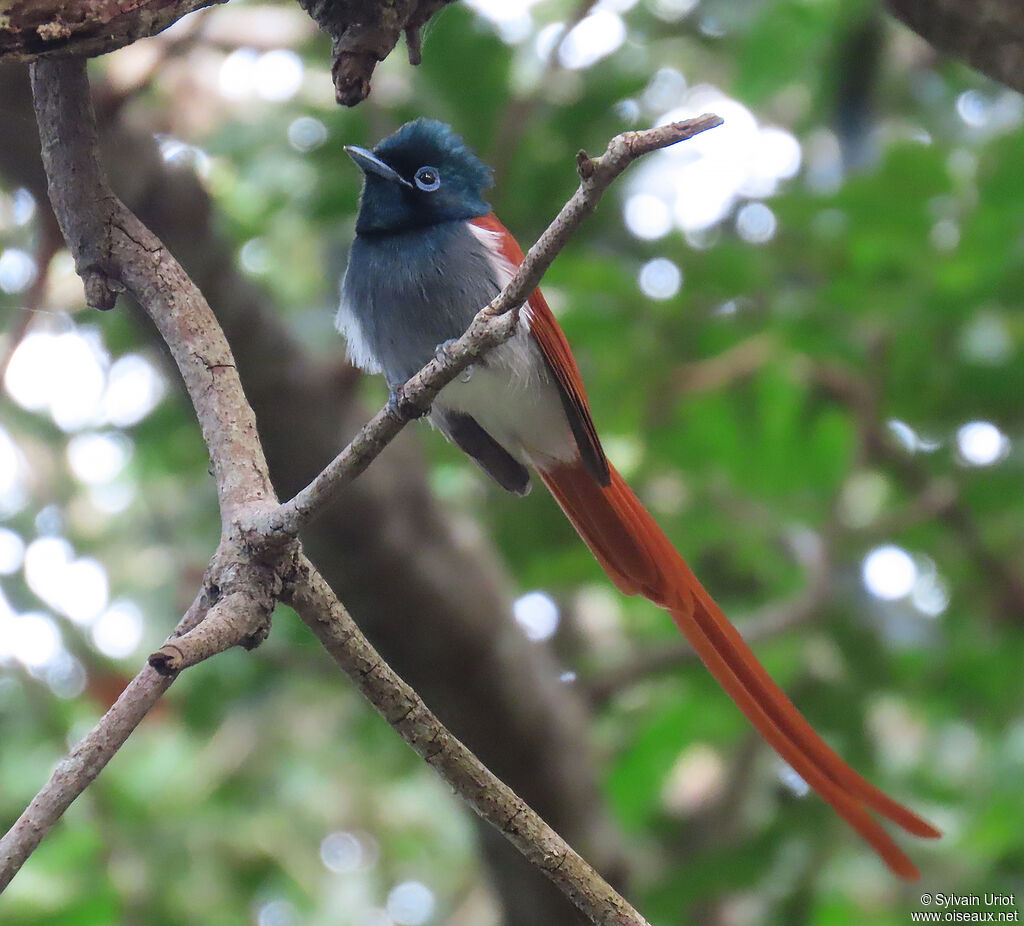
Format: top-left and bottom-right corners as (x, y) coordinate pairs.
(268, 113), (724, 537)
(0, 591), (207, 890)
(0, 566), (277, 890)
(285, 553), (652, 926)
(147, 589), (273, 674)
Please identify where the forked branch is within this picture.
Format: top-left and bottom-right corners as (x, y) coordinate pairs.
(3, 52), (720, 926)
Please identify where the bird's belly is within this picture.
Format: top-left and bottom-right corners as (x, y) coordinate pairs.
(436, 325), (577, 467)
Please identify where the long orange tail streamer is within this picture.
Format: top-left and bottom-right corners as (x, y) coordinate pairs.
(539, 460), (940, 879)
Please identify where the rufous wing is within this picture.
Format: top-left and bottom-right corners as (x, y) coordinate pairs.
(471, 213), (609, 484)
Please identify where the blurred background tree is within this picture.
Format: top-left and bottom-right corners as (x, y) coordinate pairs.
(1, 0), (1023, 924)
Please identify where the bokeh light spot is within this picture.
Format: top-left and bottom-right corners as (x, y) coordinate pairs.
(386, 881), (435, 926)
(0, 528), (25, 575)
(623, 193), (672, 240)
(4, 330), (109, 432)
(513, 590), (559, 641)
(91, 600), (145, 658)
(104, 354), (166, 427)
(464, 0), (539, 43)
(558, 10), (626, 70)
(10, 612), (62, 669)
(218, 48), (259, 100)
(642, 67), (686, 113)
(12, 188), (37, 226)
(46, 651), (88, 699)
(256, 50), (304, 102)
(67, 432), (132, 485)
(320, 830), (364, 873)
(287, 116), (328, 152)
(956, 421), (1009, 467)
(24, 538), (109, 625)
(735, 201), (777, 243)
(862, 545), (917, 601)
(649, 0), (699, 21)
(638, 257), (681, 299)
(960, 313), (1012, 365)
(257, 899), (298, 926)
(930, 218), (960, 252)
(911, 559), (950, 618)
(0, 425), (26, 514)
(0, 248), (37, 293)
(661, 743), (725, 814)
(777, 761), (811, 797)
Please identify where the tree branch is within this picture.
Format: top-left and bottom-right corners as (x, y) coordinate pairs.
(285, 553), (651, 926)
(5, 53), (712, 924)
(267, 113), (724, 538)
(30, 55), (275, 528)
(0, 0), (223, 62)
(147, 589), (273, 673)
(886, 0), (1024, 93)
(2, 54), (286, 894)
(1, 586), (200, 889)
(9, 51), (727, 924)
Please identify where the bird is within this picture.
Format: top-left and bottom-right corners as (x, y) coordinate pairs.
(337, 118), (940, 878)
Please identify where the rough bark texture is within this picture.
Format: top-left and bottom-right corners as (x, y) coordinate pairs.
(0, 0), (223, 61)
(288, 556), (651, 926)
(886, 0), (1024, 92)
(0, 60), (622, 925)
(0, 0), (454, 104)
(29, 56), (276, 525)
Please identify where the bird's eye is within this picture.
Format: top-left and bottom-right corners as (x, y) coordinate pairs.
(414, 166), (441, 192)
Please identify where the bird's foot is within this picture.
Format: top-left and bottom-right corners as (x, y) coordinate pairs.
(435, 339), (476, 383)
(386, 386), (429, 421)
(434, 338), (458, 363)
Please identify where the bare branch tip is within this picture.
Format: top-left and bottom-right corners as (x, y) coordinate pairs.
(576, 149), (596, 180)
(148, 644), (183, 676)
(242, 620), (272, 651)
(83, 269), (120, 311)
(332, 56), (374, 107)
(405, 26), (423, 65)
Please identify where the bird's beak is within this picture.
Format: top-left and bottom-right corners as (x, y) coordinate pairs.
(344, 145), (413, 188)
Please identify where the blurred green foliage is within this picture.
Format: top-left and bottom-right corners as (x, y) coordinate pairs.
(2, 0), (1024, 924)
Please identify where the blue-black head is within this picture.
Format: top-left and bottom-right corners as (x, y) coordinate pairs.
(347, 119), (493, 235)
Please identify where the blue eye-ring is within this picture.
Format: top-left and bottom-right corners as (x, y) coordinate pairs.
(414, 166), (441, 192)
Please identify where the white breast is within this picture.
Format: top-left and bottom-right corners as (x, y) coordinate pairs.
(335, 285), (382, 375)
(436, 224), (577, 468)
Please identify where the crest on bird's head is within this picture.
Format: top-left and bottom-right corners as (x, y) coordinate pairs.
(348, 119), (493, 235)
